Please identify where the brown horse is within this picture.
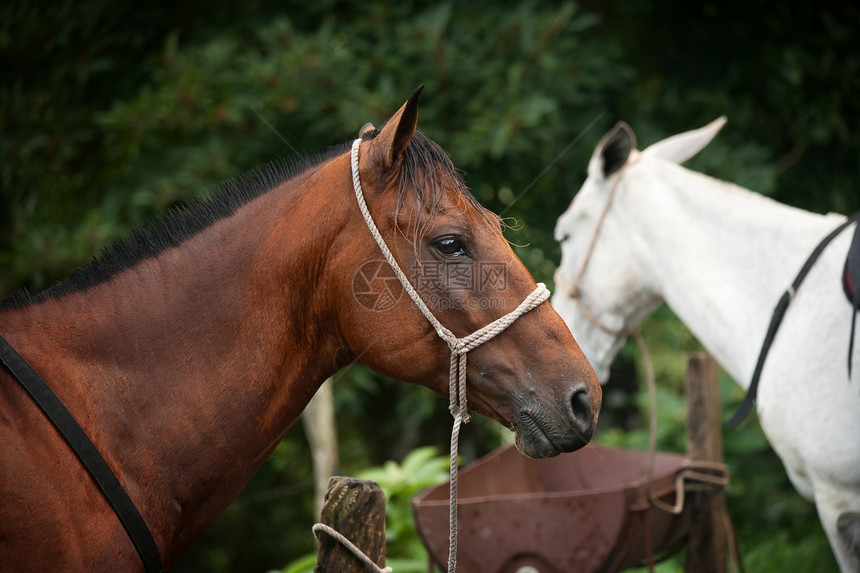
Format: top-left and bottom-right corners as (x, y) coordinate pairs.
(0, 88), (600, 571)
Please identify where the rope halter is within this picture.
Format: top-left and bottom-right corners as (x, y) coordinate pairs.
(554, 159), (638, 339)
(350, 138), (549, 572)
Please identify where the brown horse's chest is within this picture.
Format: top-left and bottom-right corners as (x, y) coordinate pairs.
(0, 373), (141, 571)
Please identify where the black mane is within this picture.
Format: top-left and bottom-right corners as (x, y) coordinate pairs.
(2, 142), (351, 309)
(2, 129), (486, 309)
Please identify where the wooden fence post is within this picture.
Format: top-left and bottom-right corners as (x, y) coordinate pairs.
(684, 353), (729, 573)
(314, 476), (387, 573)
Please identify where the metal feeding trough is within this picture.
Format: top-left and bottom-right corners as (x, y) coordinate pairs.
(412, 443), (691, 573)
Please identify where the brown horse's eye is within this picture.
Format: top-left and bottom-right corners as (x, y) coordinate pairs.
(434, 236), (466, 258)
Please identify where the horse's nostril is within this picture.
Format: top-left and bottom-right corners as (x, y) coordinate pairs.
(570, 386), (593, 430)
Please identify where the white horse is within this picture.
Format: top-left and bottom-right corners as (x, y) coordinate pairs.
(552, 117), (860, 571)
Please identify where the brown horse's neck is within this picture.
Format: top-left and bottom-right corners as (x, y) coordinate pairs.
(0, 153), (355, 564)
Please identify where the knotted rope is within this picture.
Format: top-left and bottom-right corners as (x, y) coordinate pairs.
(313, 139), (549, 572)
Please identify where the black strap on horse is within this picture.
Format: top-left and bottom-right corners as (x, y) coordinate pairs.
(0, 334), (164, 573)
(726, 211), (860, 429)
(842, 218), (860, 376)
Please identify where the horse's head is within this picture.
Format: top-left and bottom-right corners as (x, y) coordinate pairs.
(552, 117), (727, 382)
(336, 87), (600, 458)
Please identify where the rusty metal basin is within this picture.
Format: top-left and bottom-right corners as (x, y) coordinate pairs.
(412, 443), (690, 573)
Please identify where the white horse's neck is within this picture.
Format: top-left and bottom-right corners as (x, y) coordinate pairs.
(620, 159), (844, 387)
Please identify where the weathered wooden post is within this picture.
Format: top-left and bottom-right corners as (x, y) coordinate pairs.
(314, 476), (387, 573)
(684, 353), (729, 573)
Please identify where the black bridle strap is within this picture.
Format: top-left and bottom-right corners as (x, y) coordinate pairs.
(726, 212), (860, 429)
(0, 334), (163, 573)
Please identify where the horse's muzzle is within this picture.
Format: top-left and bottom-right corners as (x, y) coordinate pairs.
(513, 383), (598, 459)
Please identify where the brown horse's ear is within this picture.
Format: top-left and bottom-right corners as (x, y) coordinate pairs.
(366, 84), (423, 172)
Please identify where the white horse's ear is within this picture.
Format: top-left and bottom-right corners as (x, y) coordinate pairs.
(590, 121), (636, 179)
(642, 116), (727, 164)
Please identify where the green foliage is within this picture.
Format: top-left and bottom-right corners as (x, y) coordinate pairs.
(355, 447), (450, 572)
(2, 1), (626, 297)
(272, 552), (317, 573)
(0, 0), (288, 294)
(603, 2), (860, 214)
